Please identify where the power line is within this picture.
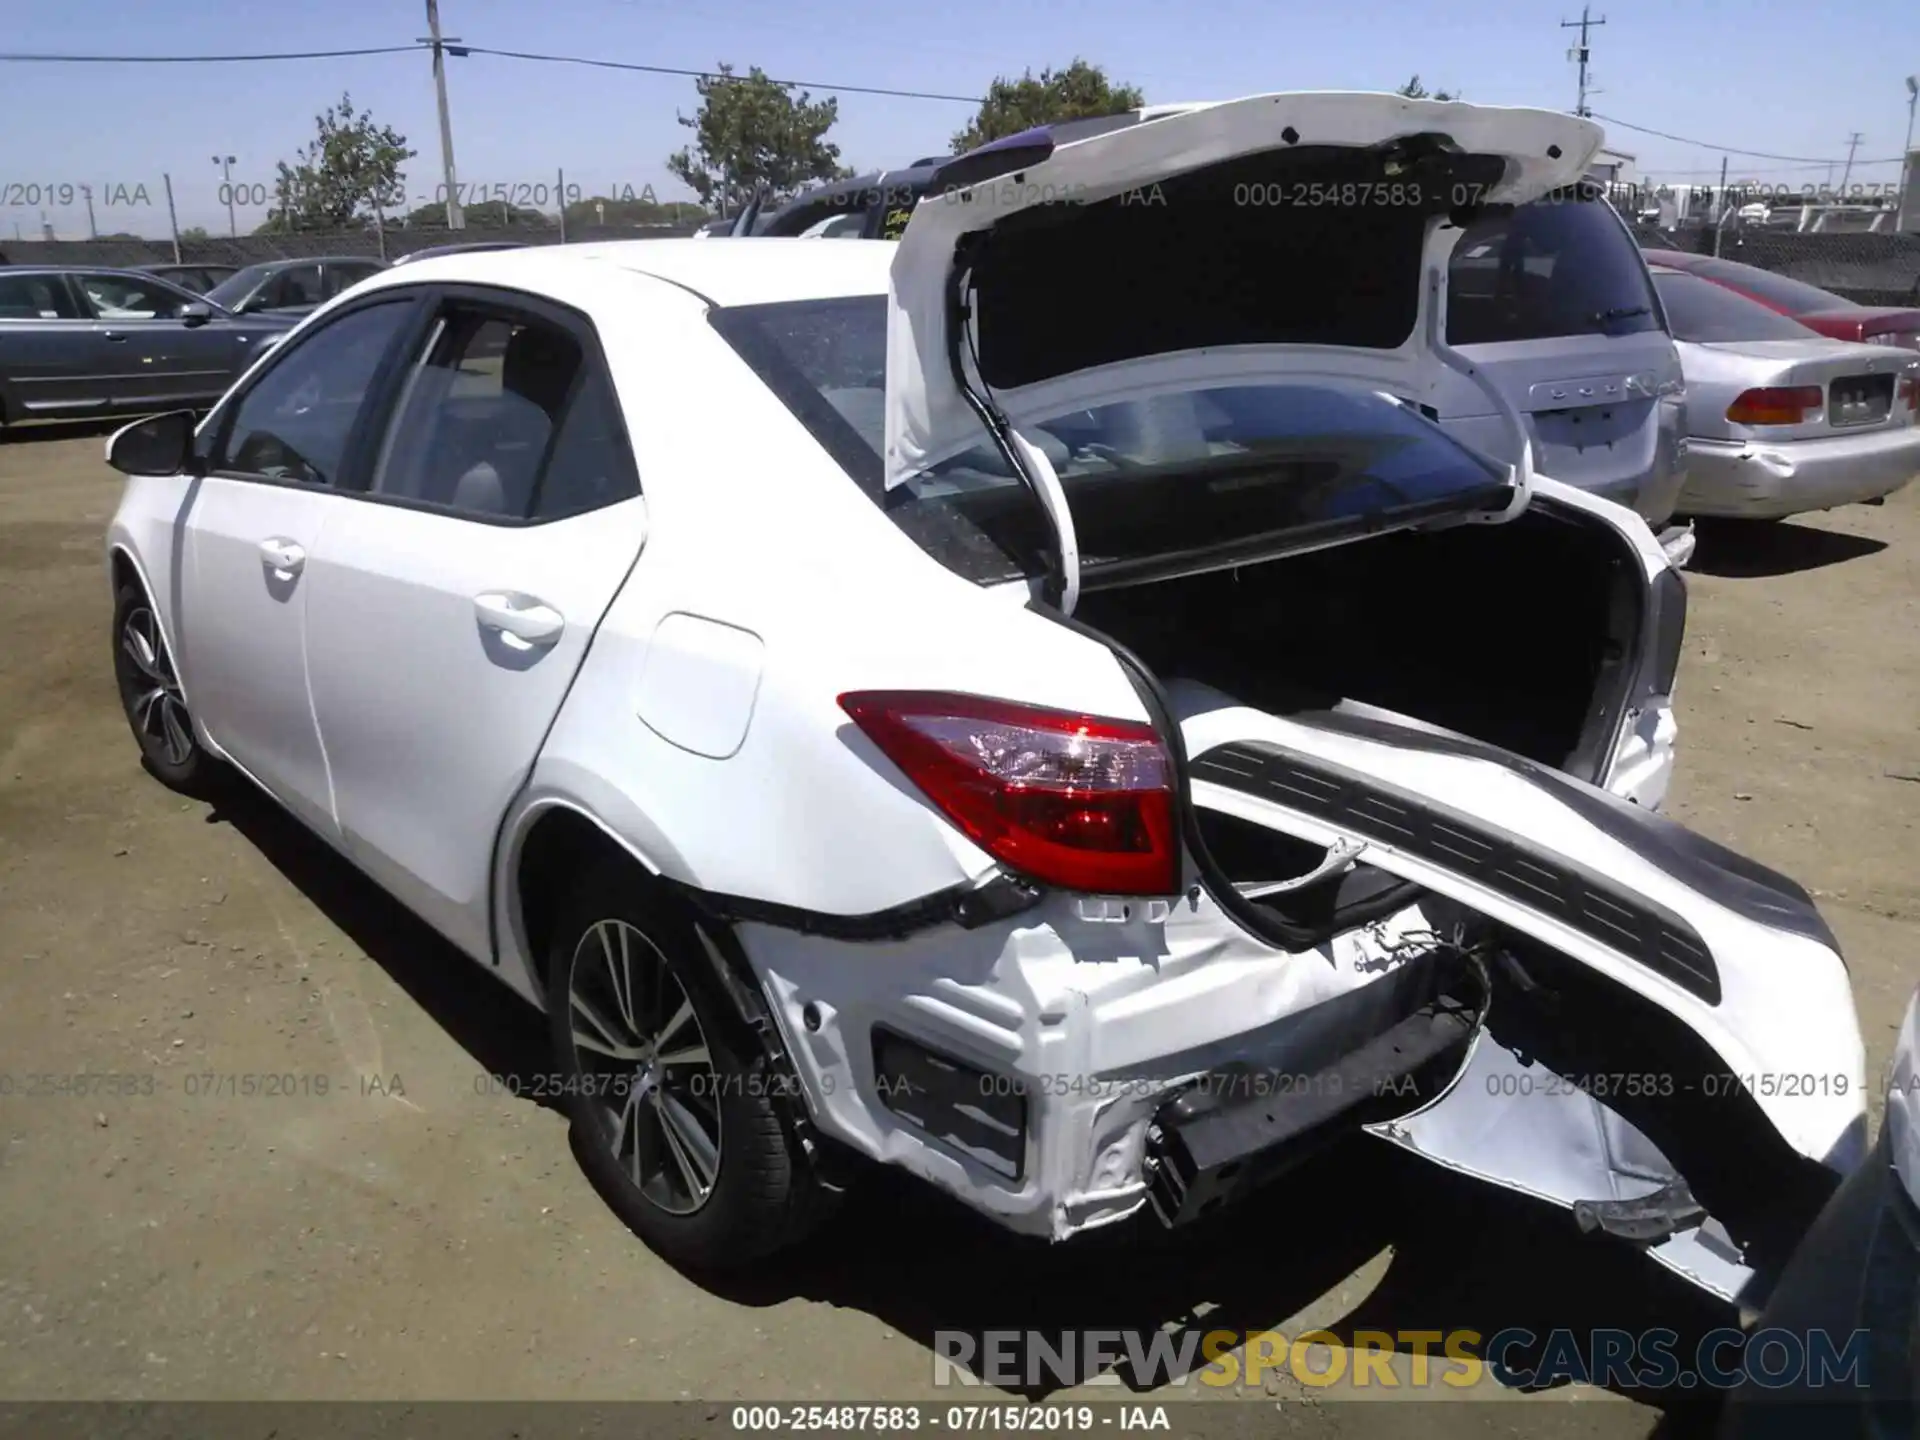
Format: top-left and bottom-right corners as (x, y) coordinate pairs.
(1589, 113), (1906, 165)
(0, 40), (983, 102)
(0, 45), (425, 62)
(2, 43), (1910, 165)
(453, 46), (983, 103)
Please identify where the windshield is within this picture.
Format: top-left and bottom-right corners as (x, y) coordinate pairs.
(1690, 258), (1857, 314)
(205, 264), (272, 309)
(713, 295), (1511, 586)
(1653, 271), (1823, 343)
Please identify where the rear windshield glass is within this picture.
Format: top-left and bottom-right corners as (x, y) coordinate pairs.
(1652, 271), (1822, 343)
(1446, 190), (1662, 345)
(1690, 258), (1856, 314)
(712, 296), (1511, 587)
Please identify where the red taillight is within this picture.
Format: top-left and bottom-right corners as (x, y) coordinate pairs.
(1725, 385), (1824, 426)
(839, 690), (1179, 896)
(1900, 374), (1920, 413)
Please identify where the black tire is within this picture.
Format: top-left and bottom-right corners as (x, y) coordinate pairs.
(111, 581), (217, 794)
(546, 858), (829, 1270)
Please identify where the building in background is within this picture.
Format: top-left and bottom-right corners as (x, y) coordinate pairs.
(1586, 147), (1637, 185)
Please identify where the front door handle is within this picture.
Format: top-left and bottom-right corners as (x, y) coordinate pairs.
(474, 592), (565, 646)
(101, 331), (128, 343)
(258, 537), (306, 577)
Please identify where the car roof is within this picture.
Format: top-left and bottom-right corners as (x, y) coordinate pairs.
(366, 237), (895, 307)
(2, 265), (194, 279)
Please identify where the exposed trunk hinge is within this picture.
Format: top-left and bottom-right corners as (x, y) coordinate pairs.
(1425, 265), (1533, 525)
(943, 241), (1081, 614)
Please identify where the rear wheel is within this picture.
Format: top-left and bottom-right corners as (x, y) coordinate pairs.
(545, 859), (828, 1269)
(111, 583), (215, 793)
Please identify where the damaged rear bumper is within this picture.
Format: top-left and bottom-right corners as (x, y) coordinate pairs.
(735, 703), (1864, 1303)
(737, 887), (1464, 1240)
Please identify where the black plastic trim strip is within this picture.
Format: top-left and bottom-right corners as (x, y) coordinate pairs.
(670, 872), (1043, 943)
(1256, 706), (1836, 953)
(1192, 739), (1725, 1005)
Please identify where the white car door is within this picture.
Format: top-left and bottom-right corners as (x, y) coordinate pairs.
(177, 295), (422, 836)
(300, 290), (647, 963)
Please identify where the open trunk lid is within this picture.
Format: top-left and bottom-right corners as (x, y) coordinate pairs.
(883, 92), (1605, 495)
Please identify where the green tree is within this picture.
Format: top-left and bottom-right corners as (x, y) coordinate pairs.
(563, 193), (708, 228)
(267, 93), (415, 230)
(1396, 75), (1461, 102)
(666, 65), (849, 215)
(951, 60), (1144, 153)
(398, 200), (551, 229)
(178, 225), (211, 243)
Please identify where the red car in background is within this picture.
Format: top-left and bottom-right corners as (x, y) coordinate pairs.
(1643, 249), (1920, 351)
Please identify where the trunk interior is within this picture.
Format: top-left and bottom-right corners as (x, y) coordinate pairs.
(1073, 503), (1639, 784)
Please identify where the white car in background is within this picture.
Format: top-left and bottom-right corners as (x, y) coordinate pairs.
(103, 94), (1864, 1314)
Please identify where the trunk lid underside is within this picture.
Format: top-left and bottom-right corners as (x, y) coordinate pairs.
(884, 92), (1605, 489)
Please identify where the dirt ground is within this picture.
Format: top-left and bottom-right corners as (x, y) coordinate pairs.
(0, 428), (1914, 1435)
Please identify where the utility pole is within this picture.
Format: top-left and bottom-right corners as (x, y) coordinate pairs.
(421, 0), (465, 229)
(1898, 76), (1917, 233)
(213, 155), (237, 237)
(1561, 6), (1606, 118)
(1838, 131), (1863, 196)
(80, 184), (97, 239)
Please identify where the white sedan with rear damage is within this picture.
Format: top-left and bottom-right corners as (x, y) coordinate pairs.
(103, 93), (1865, 1316)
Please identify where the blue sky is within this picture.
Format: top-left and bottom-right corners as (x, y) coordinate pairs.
(4, 0), (1916, 238)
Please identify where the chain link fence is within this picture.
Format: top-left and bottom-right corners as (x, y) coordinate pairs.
(0, 219), (705, 270)
(1629, 224), (1920, 306)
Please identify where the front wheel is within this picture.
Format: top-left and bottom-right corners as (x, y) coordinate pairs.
(111, 583), (216, 793)
(545, 860), (830, 1270)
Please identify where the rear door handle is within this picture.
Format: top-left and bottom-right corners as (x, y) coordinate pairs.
(102, 331), (128, 343)
(258, 537), (305, 577)
(474, 592), (565, 646)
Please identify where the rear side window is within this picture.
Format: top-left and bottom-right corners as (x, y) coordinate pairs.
(0, 273), (82, 319)
(1653, 271), (1821, 344)
(1446, 190), (1662, 345)
(370, 303), (638, 521)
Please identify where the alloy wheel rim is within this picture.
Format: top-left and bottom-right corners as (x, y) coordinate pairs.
(567, 919), (722, 1216)
(121, 607), (194, 768)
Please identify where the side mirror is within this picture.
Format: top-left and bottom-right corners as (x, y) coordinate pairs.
(106, 410), (199, 477)
(180, 302), (212, 327)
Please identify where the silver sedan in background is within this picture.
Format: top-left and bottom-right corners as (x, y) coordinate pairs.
(1650, 262), (1920, 519)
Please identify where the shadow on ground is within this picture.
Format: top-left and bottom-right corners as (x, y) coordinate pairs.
(1686, 516), (1887, 578)
(207, 772), (1735, 1437)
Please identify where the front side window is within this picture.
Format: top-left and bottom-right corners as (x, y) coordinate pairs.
(215, 299), (414, 485)
(715, 295), (1510, 585)
(74, 273), (192, 320)
(370, 303), (638, 520)
(205, 265), (272, 311)
(0, 273), (83, 319)
(324, 261), (383, 298)
(262, 265), (325, 309)
(1446, 190), (1663, 345)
